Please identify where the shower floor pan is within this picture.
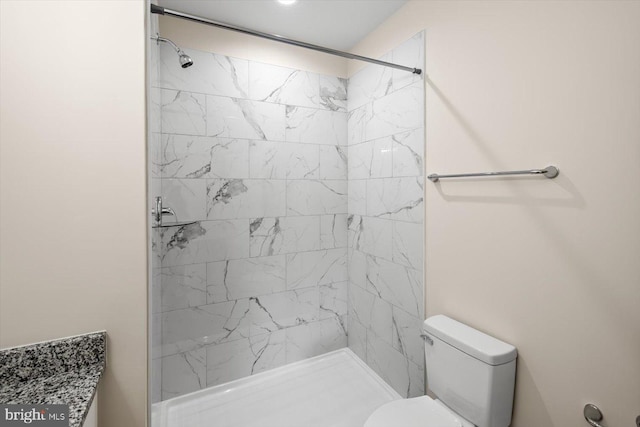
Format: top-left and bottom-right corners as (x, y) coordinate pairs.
(151, 348), (400, 427)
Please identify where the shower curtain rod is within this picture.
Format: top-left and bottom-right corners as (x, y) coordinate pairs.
(150, 4), (422, 75)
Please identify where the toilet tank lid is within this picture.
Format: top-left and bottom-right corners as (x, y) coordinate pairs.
(423, 315), (517, 366)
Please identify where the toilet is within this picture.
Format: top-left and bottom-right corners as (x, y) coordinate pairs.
(365, 315), (517, 427)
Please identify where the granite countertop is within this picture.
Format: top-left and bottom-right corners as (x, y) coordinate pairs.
(0, 332), (106, 427)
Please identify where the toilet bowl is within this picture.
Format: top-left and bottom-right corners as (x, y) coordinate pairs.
(364, 315), (518, 427)
(364, 395), (474, 427)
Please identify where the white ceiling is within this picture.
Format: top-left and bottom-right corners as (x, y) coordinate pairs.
(158, 0), (407, 51)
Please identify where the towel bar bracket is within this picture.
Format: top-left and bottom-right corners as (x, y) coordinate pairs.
(583, 404), (604, 427)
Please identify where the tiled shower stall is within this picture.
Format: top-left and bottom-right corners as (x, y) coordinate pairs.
(150, 30), (425, 403)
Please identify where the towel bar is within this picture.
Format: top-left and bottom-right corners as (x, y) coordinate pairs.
(427, 165), (559, 182)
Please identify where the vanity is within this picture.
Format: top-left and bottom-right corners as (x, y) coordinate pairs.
(0, 332), (106, 427)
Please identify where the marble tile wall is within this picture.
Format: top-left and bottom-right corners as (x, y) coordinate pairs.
(151, 44), (348, 402)
(148, 10), (162, 405)
(150, 31), (424, 403)
(346, 32), (426, 398)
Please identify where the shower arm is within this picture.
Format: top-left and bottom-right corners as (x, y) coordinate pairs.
(153, 35), (184, 54)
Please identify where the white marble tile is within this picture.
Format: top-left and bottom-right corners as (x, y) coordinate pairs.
(347, 315), (367, 362)
(207, 179), (286, 220)
(366, 177), (424, 223)
(348, 138), (393, 179)
(161, 178), (207, 222)
(251, 288), (319, 332)
(150, 132), (162, 181)
(150, 132), (162, 179)
(347, 180), (367, 216)
(151, 227), (164, 272)
(366, 331), (424, 398)
(151, 358), (161, 403)
(149, 88), (161, 134)
(391, 32), (425, 92)
(159, 45), (249, 98)
(348, 54), (393, 112)
(348, 249), (367, 290)
(347, 214), (365, 253)
(284, 143), (320, 179)
(161, 220), (249, 266)
(392, 128), (424, 178)
(250, 216), (320, 257)
(362, 217), (393, 260)
(152, 312), (162, 360)
(319, 145), (347, 180)
(408, 359), (426, 398)
(348, 285), (393, 345)
(156, 135), (249, 179)
(287, 180), (347, 215)
(249, 62), (320, 108)
(286, 248), (347, 290)
(365, 82), (424, 141)
(366, 255), (424, 319)
(206, 330), (286, 387)
(161, 349), (206, 400)
(347, 104), (371, 146)
(161, 89), (206, 136)
(206, 255), (286, 303)
(319, 75), (347, 112)
(162, 290), (319, 357)
(159, 264), (207, 312)
(319, 281), (348, 320)
(320, 214), (347, 249)
(205, 262), (227, 303)
(285, 317), (347, 363)
(152, 268), (162, 315)
(392, 307), (424, 367)
(285, 106), (347, 146)
(392, 221), (424, 271)
(149, 32), (160, 89)
(161, 299), (253, 356)
(207, 95), (285, 140)
(248, 140), (285, 179)
(366, 293), (394, 346)
(249, 141), (319, 179)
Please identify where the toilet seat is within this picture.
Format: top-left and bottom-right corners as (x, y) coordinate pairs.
(364, 396), (473, 427)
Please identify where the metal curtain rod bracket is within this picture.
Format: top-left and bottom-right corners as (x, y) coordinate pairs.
(150, 4), (422, 75)
(427, 165), (559, 183)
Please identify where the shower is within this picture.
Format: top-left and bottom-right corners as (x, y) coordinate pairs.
(148, 4), (425, 424)
(153, 35), (193, 68)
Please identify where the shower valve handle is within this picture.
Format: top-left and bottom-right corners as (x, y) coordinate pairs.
(152, 197), (175, 224)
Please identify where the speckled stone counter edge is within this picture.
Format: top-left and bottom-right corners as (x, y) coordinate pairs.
(0, 332), (106, 381)
(0, 331), (106, 427)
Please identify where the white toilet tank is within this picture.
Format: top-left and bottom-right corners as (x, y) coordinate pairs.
(423, 315), (517, 427)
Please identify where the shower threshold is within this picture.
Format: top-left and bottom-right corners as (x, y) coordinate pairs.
(151, 348), (401, 427)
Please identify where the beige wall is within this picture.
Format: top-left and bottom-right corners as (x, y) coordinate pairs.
(352, 1), (640, 426)
(158, 15), (348, 77)
(0, 2), (148, 426)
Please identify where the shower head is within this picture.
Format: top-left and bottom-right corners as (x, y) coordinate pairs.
(178, 52), (193, 68)
(154, 35), (193, 68)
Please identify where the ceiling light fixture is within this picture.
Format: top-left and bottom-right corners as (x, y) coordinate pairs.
(277, 0), (297, 5)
